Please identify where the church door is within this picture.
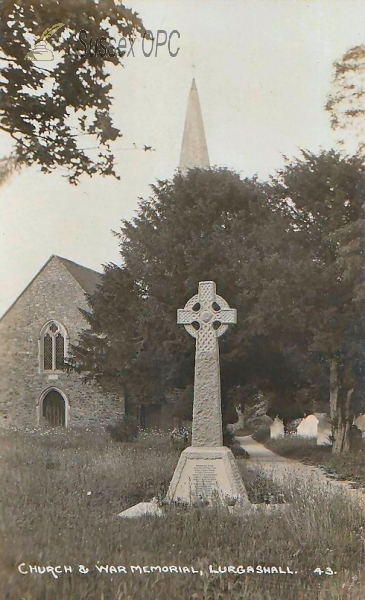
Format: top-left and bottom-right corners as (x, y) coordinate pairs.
(42, 390), (65, 426)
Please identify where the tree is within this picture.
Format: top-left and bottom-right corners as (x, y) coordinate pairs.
(73, 167), (302, 419)
(0, 0), (146, 184)
(0, 154), (18, 186)
(74, 158), (364, 453)
(270, 150), (365, 452)
(326, 45), (365, 155)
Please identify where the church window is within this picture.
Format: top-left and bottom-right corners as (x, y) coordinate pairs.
(55, 333), (65, 369)
(40, 321), (68, 371)
(43, 333), (53, 370)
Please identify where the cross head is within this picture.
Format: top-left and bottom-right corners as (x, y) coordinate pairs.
(177, 281), (236, 349)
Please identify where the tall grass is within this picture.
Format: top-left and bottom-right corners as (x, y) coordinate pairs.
(0, 428), (364, 599)
(266, 436), (365, 486)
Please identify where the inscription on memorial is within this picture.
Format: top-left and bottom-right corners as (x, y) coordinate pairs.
(193, 463), (218, 496)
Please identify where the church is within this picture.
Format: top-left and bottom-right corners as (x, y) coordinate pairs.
(0, 79), (210, 429)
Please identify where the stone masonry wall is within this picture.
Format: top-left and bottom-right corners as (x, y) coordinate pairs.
(0, 256), (124, 428)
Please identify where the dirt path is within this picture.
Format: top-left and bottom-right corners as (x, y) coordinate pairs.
(236, 435), (365, 509)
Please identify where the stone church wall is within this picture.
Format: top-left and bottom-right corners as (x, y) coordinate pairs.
(0, 256), (123, 428)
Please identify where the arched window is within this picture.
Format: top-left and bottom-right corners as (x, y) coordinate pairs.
(40, 321), (68, 372)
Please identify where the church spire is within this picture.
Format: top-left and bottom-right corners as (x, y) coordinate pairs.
(179, 78), (210, 174)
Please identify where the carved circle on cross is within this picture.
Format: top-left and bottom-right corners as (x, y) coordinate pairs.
(181, 293), (232, 339)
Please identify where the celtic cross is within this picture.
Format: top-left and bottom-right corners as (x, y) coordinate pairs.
(177, 281), (237, 446)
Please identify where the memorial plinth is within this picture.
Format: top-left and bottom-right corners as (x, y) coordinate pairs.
(166, 446), (248, 505)
(166, 282), (250, 507)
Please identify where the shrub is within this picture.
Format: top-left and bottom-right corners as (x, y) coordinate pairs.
(106, 415), (139, 442)
(253, 426), (271, 443)
(170, 426), (191, 450)
(231, 444), (250, 458)
(223, 425), (235, 447)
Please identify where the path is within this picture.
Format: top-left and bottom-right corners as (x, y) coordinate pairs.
(236, 435), (365, 508)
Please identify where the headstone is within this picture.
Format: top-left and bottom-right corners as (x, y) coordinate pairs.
(316, 413), (332, 446)
(270, 417), (284, 439)
(166, 281), (250, 507)
(355, 415), (365, 438)
(297, 414), (319, 438)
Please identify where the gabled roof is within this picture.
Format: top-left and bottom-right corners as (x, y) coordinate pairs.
(56, 255), (102, 295)
(0, 255), (102, 321)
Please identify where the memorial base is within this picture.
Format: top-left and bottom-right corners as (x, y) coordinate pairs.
(166, 446), (250, 507)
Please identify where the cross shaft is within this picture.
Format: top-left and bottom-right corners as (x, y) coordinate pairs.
(177, 282), (237, 446)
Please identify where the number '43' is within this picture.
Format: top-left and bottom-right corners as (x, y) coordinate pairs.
(313, 567), (336, 575)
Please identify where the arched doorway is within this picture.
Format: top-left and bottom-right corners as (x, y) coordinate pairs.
(41, 389), (66, 427)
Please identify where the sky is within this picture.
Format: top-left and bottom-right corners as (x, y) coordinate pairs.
(1, 0), (365, 317)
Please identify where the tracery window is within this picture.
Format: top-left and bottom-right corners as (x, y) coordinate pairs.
(40, 321), (68, 371)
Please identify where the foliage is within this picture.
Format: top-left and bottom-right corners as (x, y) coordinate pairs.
(170, 426), (191, 450)
(231, 444), (250, 458)
(223, 425), (236, 447)
(105, 415), (139, 442)
(252, 426), (271, 444)
(0, 0), (146, 183)
(269, 150), (365, 451)
(0, 154), (19, 186)
(172, 384), (194, 421)
(242, 466), (285, 504)
(326, 45), (365, 154)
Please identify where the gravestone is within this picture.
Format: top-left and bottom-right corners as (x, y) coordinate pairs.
(316, 413), (332, 446)
(166, 281), (250, 507)
(355, 415), (365, 438)
(297, 414), (319, 438)
(270, 417), (284, 439)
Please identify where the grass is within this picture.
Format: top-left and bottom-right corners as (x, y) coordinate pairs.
(0, 426), (365, 599)
(265, 436), (365, 488)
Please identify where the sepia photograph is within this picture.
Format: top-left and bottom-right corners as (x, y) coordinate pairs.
(0, 1), (365, 598)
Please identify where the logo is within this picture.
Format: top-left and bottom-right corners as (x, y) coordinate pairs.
(76, 29), (180, 59)
(25, 22), (65, 62)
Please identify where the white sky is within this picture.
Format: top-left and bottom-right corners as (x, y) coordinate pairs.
(1, 0), (365, 317)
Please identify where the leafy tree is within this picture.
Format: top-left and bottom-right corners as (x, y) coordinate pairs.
(0, 154), (18, 186)
(73, 167), (305, 420)
(270, 150), (365, 452)
(74, 158), (364, 453)
(326, 45), (365, 155)
(0, 0), (146, 183)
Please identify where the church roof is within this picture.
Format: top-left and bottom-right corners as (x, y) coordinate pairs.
(0, 255), (102, 321)
(56, 255), (102, 295)
(179, 78), (210, 174)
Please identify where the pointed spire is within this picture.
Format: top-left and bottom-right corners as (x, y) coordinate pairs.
(179, 78), (210, 174)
